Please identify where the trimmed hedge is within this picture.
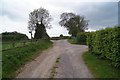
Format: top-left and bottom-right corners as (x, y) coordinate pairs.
(87, 26), (120, 68)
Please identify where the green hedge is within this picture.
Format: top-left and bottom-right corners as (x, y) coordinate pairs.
(2, 32), (28, 42)
(76, 32), (87, 45)
(87, 26), (120, 68)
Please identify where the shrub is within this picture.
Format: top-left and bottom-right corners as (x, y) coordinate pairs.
(76, 32), (87, 45)
(87, 26), (120, 68)
(60, 34), (63, 39)
(86, 32), (94, 52)
(2, 31), (28, 42)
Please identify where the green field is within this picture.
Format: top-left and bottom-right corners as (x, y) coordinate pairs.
(2, 40), (53, 78)
(82, 52), (120, 78)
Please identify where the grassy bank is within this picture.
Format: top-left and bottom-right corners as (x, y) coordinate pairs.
(2, 40), (53, 78)
(82, 52), (120, 78)
(2, 41), (31, 50)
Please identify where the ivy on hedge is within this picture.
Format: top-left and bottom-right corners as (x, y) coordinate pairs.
(87, 26), (120, 68)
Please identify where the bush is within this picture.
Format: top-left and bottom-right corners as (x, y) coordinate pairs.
(86, 32), (94, 52)
(2, 31), (28, 42)
(87, 26), (120, 68)
(76, 32), (87, 45)
(60, 34), (63, 38)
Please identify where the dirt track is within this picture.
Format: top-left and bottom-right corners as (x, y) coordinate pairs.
(17, 40), (93, 78)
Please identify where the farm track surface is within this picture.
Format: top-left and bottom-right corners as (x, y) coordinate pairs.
(17, 40), (93, 78)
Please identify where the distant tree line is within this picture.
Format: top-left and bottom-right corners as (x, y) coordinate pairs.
(2, 31), (28, 42)
(51, 34), (70, 40)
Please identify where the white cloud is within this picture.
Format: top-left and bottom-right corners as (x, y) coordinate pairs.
(1, 16), (30, 38)
(0, 0), (119, 38)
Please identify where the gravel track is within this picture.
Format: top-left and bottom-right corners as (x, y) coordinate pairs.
(17, 40), (93, 78)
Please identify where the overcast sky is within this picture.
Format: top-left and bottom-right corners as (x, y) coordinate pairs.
(0, 0), (119, 38)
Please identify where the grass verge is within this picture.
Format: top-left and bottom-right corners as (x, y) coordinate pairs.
(2, 40), (53, 78)
(82, 51), (120, 78)
(68, 39), (86, 45)
(67, 39), (77, 44)
(2, 41), (31, 50)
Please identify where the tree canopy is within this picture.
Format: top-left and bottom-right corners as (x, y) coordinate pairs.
(28, 7), (52, 39)
(59, 12), (88, 37)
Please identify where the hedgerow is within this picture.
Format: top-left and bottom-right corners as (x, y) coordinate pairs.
(87, 26), (120, 68)
(76, 32), (87, 45)
(2, 32), (28, 42)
